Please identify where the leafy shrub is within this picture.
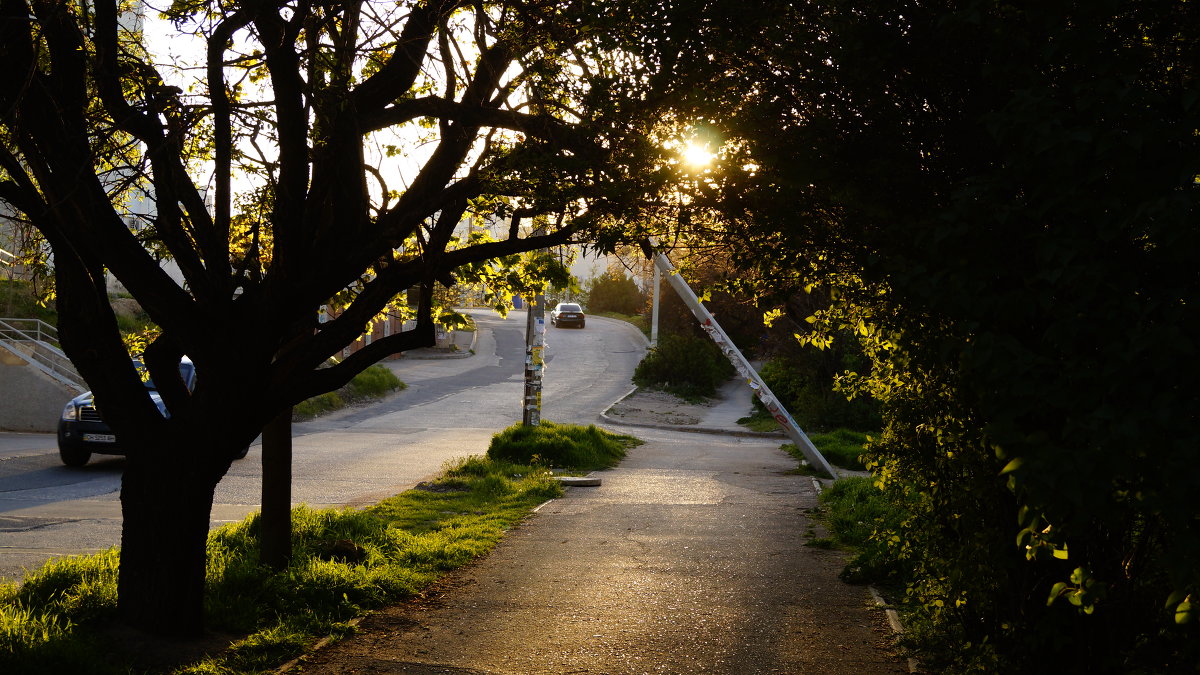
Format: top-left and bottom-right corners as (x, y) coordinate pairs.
(753, 355), (880, 432)
(486, 420), (641, 470)
(632, 333), (735, 400)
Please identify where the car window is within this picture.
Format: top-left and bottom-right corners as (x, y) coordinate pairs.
(137, 360), (196, 391)
(559, 303), (581, 312)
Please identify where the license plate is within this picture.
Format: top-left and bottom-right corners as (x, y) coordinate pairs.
(83, 433), (116, 443)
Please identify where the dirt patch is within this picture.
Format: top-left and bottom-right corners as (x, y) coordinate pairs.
(603, 388), (712, 426)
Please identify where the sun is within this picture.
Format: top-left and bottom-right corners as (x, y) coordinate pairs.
(681, 141), (713, 168)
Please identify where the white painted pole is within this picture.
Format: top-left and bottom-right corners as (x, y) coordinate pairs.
(646, 242), (838, 479)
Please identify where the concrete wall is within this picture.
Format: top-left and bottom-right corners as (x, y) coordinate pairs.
(0, 344), (74, 432)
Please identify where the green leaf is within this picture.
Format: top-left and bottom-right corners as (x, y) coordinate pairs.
(999, 457), (1023, 475)
(1047, 582), (1068, 605)
(1175, 600), (1193, 625)
(1165, 589), (1187, 609)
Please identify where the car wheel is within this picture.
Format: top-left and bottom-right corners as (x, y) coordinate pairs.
(234, 444), (250, 460)
(59, 444), (91, 467)
(579, 321), (585, 328)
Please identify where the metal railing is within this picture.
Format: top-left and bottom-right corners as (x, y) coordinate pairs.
(0, 247), (15, 268)
(0, 317), (86, 392)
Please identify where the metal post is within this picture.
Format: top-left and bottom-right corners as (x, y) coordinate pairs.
(650, 263), (660, 347)
(645, 242), (838, 479)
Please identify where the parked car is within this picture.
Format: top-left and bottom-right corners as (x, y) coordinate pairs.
(550, 302), (586, 328)
(57, 358), (248, 466)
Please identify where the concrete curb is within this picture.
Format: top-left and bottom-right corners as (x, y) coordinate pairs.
(597, 386), (787, 439)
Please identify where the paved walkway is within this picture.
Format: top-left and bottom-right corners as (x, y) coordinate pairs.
(293, 387), (905, 674)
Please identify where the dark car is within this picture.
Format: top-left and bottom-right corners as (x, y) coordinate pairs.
(57, 358), (248, 466)
(550, 302), (586, 328)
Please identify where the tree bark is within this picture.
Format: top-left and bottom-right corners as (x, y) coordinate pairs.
(116, 439), (220, 637)
(260, 408), (293, 571)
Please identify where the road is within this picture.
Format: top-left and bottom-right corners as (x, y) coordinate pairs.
(0, 310), (647, 583)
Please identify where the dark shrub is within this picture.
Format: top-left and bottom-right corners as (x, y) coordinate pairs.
(632, 333), (735, 401)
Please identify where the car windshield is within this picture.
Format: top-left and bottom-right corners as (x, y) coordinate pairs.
(559, 304), (581, 312)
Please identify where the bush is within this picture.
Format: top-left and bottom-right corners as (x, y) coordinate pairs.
(632, 333), (735, 401)
(583, 271), (644, 315)
(754, 354), (880, 432)
(486, 420), (641, 470)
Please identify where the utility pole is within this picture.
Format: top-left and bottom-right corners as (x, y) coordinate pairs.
(522, 289), (546, 425)
(642, 240), (838, 478)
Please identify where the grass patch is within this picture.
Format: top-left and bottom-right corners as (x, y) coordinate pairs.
(0, 450), (596, 673)
(2, 424), (642, 673)
(816, 476), (909, 587)
(293, 365), (405, 421)
(487, 420), (642, 470)
(777, 428), (872, 471)
(736, 413), (779, 433)
(809, 429), (871, 470)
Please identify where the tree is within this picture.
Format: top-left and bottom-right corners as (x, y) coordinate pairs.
(583, 269), (643, 315)
(0, 0), (688, 635)
(668, 0), (1200, 670)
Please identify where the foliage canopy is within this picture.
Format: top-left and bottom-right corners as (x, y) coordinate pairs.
(667, 0), (1200, 670)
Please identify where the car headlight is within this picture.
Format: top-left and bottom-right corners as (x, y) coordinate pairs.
(61, 402), (79, 422)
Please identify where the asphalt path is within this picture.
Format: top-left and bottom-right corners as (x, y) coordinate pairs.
(297, 425), (905, 674)
(0, 310), (647, 583)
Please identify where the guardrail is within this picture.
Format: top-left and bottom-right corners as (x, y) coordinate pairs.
(0, 317), (86, 392)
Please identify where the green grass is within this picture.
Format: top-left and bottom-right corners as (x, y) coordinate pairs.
(293, 365), (405, 421)
(1, 423), (640, 674)
(778, 428), (872, 471)
(737, 412), (779, 433)
(816, 476), (910, 587)
(487, 420), (642, 470)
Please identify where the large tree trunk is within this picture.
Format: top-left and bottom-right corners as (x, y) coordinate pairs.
(260, 408), (293, 571)
(116, 437), (222, 637)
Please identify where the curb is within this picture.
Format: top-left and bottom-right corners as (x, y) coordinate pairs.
(597, 386), (787, 439)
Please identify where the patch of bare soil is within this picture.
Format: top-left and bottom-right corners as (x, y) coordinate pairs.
(603, 388), (711, 426)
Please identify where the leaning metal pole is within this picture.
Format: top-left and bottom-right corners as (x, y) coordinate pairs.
(643, 241), (839, 479)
